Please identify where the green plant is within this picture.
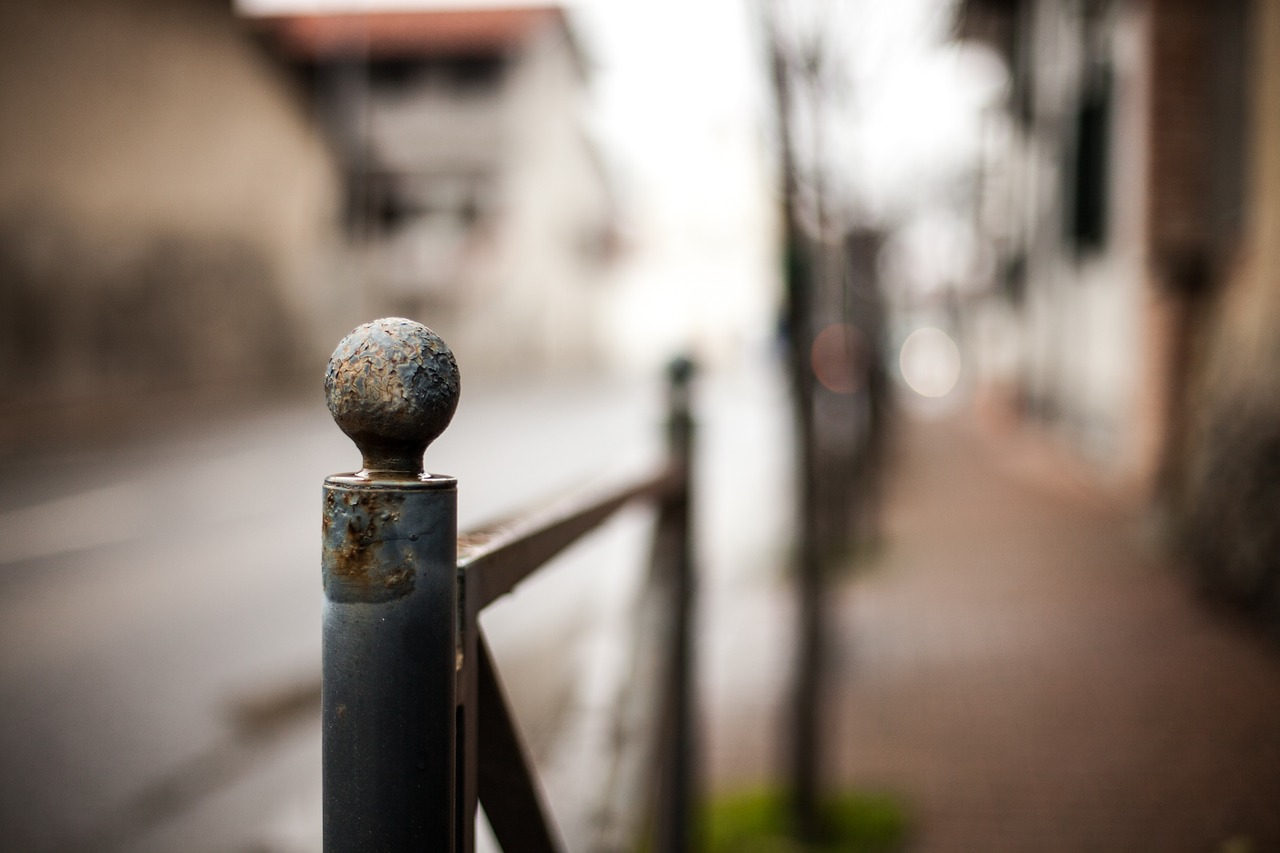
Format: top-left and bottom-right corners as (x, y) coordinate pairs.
(703, 788), (909, 853)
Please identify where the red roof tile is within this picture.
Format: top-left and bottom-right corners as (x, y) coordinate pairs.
(259, 7), (564, 59)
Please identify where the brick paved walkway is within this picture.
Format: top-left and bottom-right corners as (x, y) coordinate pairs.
(707, 414), (1280, 852)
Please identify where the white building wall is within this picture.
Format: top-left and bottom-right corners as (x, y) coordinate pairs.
(340, 19), (614, 377)
(485, 20), (611, 374)
(974, 0), (1151, 476)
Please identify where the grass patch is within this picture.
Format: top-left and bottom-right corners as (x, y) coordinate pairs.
(704, 788), (909, 853)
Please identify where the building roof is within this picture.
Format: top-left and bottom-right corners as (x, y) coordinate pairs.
(953, 0), (1018, 61)
(257, 6), (574, 61)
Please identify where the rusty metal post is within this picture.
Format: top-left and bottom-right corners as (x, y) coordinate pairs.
(321, 318), (461, 853)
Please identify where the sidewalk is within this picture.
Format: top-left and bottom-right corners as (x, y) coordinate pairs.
(707, 413), (1280, 852)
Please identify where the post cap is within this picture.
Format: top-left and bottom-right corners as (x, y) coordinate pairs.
(324, 318), (460, 478)
(667, 355), (696, 387)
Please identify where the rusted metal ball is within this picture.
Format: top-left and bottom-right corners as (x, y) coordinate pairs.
(325, 318), (460, 474)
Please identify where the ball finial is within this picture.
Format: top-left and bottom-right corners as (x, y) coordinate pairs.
(325, 318), (460, 478)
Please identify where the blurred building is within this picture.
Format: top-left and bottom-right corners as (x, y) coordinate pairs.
(257, 6), (618, 375)
(0, 0), (339, 407)
(960, 0), (1280, 614)
(0, 1), (618, 418)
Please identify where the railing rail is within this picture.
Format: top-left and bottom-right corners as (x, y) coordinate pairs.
(320, 319), (696, 853)
(457, 464), (681, 612)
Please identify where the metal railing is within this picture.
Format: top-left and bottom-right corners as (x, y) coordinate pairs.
(319, 318), (696, 852)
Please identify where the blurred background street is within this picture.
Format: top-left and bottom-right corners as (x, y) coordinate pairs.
(3, 0), (1280, 850)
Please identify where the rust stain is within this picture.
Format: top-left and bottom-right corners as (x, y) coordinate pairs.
(330, 495), (379, 586)
(324, 487), (416, 602)
(383, 564), (412, 589)
(332, 540), (374, 583)
(456, 529), (498, 552)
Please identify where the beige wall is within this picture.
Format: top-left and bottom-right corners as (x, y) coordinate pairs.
(0, 0), (338, 401)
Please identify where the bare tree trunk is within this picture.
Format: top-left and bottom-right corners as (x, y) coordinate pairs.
(765, 5), (825, 842)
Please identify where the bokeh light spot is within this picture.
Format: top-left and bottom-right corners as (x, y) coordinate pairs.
(899, 327), (961, 398)
(811, 323), (866, 394)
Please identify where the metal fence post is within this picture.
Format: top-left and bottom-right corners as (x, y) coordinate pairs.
(321, 318), (461, 853)
(655, 355), (697, 853)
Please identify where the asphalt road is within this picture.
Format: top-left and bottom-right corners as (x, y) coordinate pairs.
(0, 360), (794, 852)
